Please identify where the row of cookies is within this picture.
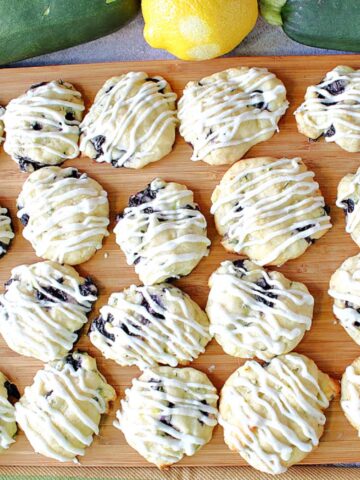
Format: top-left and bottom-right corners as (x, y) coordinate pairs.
(1, 65), (358, 174)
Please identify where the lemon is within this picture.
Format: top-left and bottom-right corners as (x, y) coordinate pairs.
(142, 0), (258, 61)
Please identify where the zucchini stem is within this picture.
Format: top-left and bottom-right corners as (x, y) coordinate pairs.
(260, 0), (287, 26)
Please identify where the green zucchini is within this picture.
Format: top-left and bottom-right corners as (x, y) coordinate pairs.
(260, 0), (360, 52)
(0, 0), (140, 66)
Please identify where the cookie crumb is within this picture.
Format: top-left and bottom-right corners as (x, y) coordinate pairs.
(208, 365), (216, 373)
(104, 253), (109, 259)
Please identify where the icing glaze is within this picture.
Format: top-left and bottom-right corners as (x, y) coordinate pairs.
(295, 66), (360, 144)
(207, 260), (313, 360)
(17, 167), (109, 264)
(115, 367), (218, 466)
(178, 67), (288, 162)
(211, 158), (331, 266)
(4, 80), (84, 162)
(0, 261), (97, 361)
(219, 354), (333, 474)
(15, 353), (115, 462)
(114, 178), (210, 285)
(80, 71), (177, 167)
(90, 283), (211, 369)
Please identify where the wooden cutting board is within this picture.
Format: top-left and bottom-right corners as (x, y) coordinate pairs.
(0, 55), (359, 467)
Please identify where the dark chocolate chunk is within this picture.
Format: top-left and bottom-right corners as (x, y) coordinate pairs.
(323, 79), (346, 96)
(146, 77), (165, 94)
(36, 285), (68, 303)
(296, 224), (316, 245)
(4, 380), (20, 401)
(120, 322), (139, 337)
(20, 213), (29, 226)
(255, 277), (277, 308)
(16, 156), (44, 173)
(91, 135), (106, 159)
(323, 204), (331, 215)
(65, 111), (75, 122)
(354, 321), (360, 328)
(324, 125), (336, 137)
(45, 390), (53, 399)
(342, 198), (355, 214)
(79, 277), (97, 297)
(141, 294), (165, 320)
(32, 122), (42, 131)
(91, 314), (115, 342)
(105, 85), (114, 94)
(233, 259), (247, 271)
(160, 415), (172, 427)
(134, 256), (141, 265)
(64, 353), (82, 371)
(0, 241), (8, 258)
(128, 183), (159, 207)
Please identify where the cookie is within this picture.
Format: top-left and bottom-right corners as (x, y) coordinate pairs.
(3, 80), (84, 172)
(114, 178), (210, 285)
(295, 66), (360, 152)
(211, 157), (331, 266)
(328, 254), (360, 346)
(0, 207), (14, 259)
(17, 166), (109, 265)
(80, 72), (177, 169)
(114, 366), (218, 468)
(89, 283), (211, 369)
(0, 372), (19, 453)
(0, 261), (97, 362)
(336, 167), (360, 247)
(206, 259), (313, 360)
(341, 357), (360, 436)
(178, 67), (288, 166)
(219, 353), (338, 474)
(15, 351), (116, 462)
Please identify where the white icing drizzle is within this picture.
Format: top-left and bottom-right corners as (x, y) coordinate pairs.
(0, 380), (16, 450)
(4, 80), (84, 161)
(295, 67), (360, 143)
(219, 354), (331, 474)
(0, 261), (97, 361)
(80, 71), (177, 167)
(15, 355), (114, 462)
(114, 179), (210, 284)
(336, 169), (360, 234)
(328, 258), (360, 339)
(17, 167), (109, 264)
(0, 207), (14, 255)
(211, 158), (331, 266)
(178, 67), (288, 162)
(90, 284), (211, 369)
(342, 364), (360, 432)
(208, 261), (313, 360)
(114, 368), (218, 466)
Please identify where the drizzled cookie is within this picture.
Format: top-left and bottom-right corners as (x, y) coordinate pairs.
(17, 166), (109, 265)
(0, 372), (19, 453)
(178, 67), (288, 166)
(0, 261), (97, 362)
(336, 167), (360, 247)
(15, 351), (116, 463)
(219, 353), (338, 475)
(341, 357), (360, 436)
(114, 178), (210, 285)
(114, 366), (218, 468)
(3, 80), (84, 172)
(211, 157), (331, 266)
(80, 72), (177, 169)
(206, 259), (313, 360)
(89, 283), (211, 369)
(0, 207), (14, 259)
(295, 66), (360, 152)
(328, 254), (360, 346)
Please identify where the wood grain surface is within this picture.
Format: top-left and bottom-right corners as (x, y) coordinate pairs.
(0, 55), (359, 467)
